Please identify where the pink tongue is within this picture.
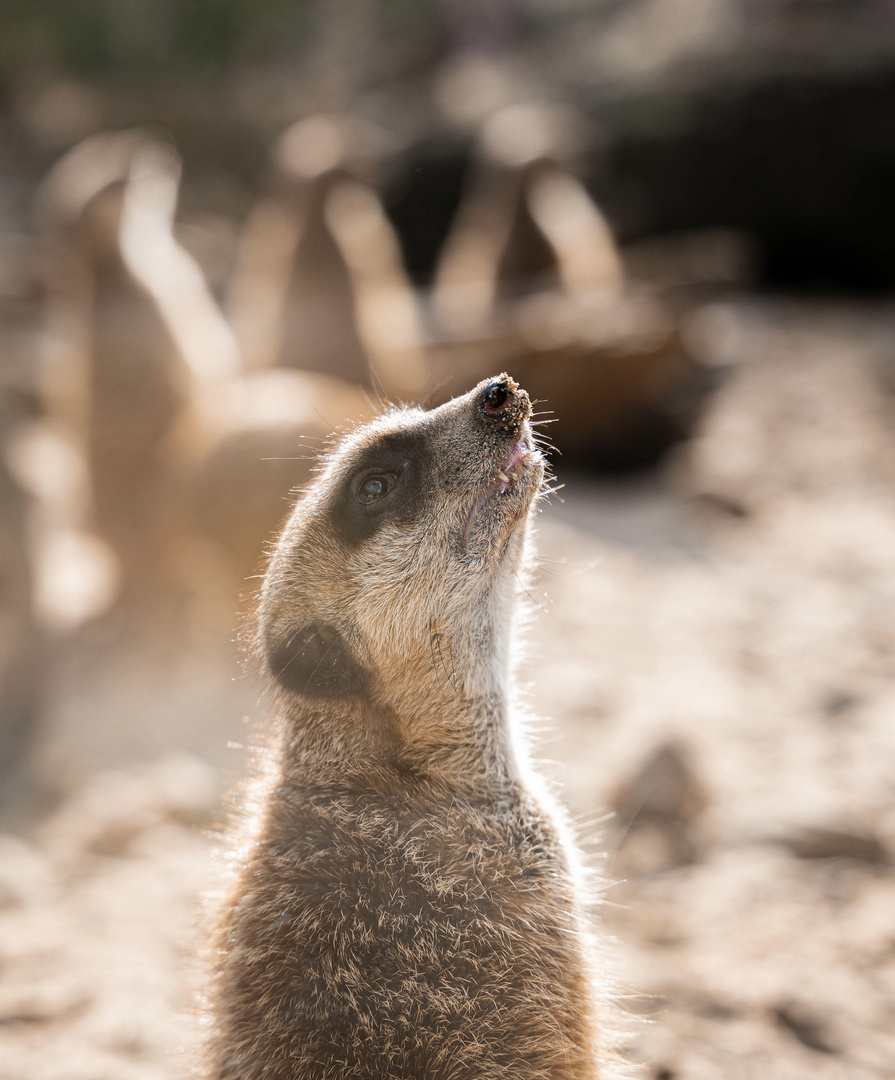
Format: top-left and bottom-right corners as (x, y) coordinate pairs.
(462, 443), (531, 541)
(501, 442), (530, 475)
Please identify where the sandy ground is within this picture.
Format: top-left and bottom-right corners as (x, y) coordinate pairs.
(2, 302), (895, 1078)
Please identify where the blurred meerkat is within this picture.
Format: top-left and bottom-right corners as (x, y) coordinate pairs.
(206, 374), (624, 1079)
(0, 386), (44, 811)
(37, 131), (203, 605)
(429, 103), (691, 467)
(434, 103), (624, 333)
(38, 130), (376, 607)
(228, 114), (427, 403)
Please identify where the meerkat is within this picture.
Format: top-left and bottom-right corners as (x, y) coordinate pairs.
(38, 129), (377, 601)
(206, 374), (623, 1079)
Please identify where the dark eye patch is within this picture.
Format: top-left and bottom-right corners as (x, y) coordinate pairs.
(267, 621), (369, 698)
(331, 427), (429, 547)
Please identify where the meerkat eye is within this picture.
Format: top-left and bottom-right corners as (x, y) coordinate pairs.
(336, 453), (412, 541)
(357, 473), (395, 505)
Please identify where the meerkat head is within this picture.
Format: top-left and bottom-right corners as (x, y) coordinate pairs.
(259, 374), (546, 719)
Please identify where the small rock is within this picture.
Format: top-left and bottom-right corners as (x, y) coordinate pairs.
(610, 741), (709, 872)
(820, 689), (860, 721)
(774, 1000), (838, 1055)
(773, 827), (890, 866)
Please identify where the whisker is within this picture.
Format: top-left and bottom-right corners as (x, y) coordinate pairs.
(421, 374), (453, 409)
(429, 621), (460, 700)
(428, 620), (451, 703)
(308, 402), (338, 432)
(359, 383), (385, 416)
(365, 362), (398, 413)
(515, 569), (547, 612)
(301, 637), (341, 695)
(260, 455), (320, 462)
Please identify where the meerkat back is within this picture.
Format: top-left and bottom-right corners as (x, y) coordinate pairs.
(205, 375), (622, 1079)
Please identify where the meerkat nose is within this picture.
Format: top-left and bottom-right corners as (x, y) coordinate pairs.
(480, 373), (528, 419)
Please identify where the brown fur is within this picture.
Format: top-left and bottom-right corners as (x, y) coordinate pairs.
(205, 375), (620, 1079)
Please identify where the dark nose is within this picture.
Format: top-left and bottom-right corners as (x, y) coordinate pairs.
(479, 374), (529, 420)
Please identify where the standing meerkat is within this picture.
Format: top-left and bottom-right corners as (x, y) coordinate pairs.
(206, 374), (624, 1079)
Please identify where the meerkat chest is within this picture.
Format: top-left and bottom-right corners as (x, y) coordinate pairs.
(213, 789), (597, 1079)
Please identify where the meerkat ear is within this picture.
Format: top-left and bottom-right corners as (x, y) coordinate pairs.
(267, 622), (370, 698)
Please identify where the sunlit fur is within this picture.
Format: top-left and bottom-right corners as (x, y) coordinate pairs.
(204, 376), (624, 1079)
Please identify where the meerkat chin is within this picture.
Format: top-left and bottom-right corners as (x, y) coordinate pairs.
(204, 374), (623, 1079)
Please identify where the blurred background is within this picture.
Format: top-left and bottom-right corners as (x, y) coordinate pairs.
(1, 2), (895, 1078)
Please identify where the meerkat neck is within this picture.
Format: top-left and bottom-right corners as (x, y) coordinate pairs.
(401, 691), (520, 791)
(395, 602), (521, 789)
(275, 683), (520, 795)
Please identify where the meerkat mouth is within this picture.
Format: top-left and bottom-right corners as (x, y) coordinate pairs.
(462, 442), (532, 542)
